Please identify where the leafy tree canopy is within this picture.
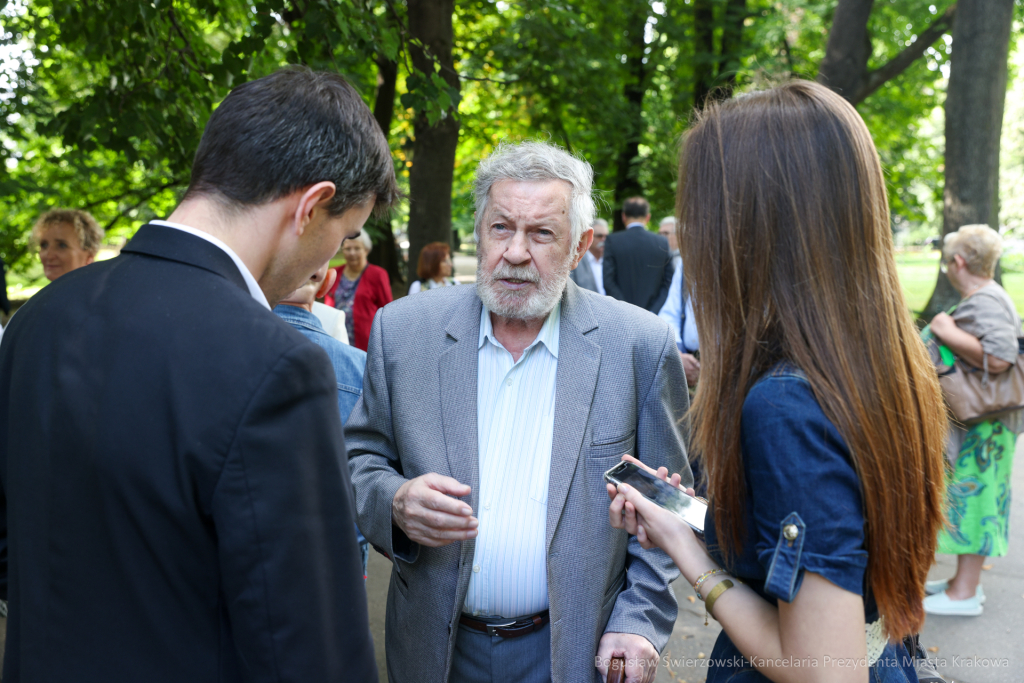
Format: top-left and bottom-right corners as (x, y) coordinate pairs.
(0, 0), (983, 295)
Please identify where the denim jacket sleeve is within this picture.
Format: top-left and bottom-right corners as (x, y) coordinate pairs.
(740, 372), (868, 602)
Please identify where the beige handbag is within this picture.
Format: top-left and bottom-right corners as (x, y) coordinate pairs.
(936, 349), (1024, 425)
(927, 295), (1024, 425)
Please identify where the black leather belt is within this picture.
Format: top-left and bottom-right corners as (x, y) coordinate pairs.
(459, 610), (550, 639)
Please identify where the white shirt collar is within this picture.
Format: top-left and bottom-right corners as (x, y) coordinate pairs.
(585, 250), (602, 267)
(149, 220), (270, 310)
(478, 301), (561, 359)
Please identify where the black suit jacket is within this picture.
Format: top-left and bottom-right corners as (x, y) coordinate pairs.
(602, 225), (673, 313)
(0, 225), (376, 682)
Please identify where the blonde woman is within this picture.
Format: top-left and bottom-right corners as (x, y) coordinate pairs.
(32, 209), (103, 281)
(924, 224), (1021, 616)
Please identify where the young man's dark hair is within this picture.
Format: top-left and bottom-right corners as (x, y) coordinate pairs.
(622, 196), (651, 219)
(185, 67), (399, 217)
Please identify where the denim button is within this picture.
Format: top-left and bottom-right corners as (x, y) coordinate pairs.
(763, 511), (807, 602)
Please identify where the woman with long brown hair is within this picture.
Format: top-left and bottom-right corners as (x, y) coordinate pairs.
(608, 80), (947, 682)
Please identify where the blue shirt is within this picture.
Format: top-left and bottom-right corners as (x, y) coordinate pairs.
(657, 263), (699, 353)
(703, 365), (892, 682)
(465, 303), (560, 618)
(273, 305), (367, 422)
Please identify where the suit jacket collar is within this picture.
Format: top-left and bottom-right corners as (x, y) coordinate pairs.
(121, 223), (250, 296)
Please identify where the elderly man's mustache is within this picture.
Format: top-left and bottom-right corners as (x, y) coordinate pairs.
(490, 263), (540, 284)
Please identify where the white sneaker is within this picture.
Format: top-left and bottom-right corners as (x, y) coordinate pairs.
(923, 590), (984, 616)
(924, 579), (985, 603)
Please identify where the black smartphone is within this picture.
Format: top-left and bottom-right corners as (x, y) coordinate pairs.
(604, 460), (707, 537)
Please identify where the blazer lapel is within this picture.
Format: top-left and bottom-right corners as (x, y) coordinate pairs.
(439, 291), (484, 612)
(547, 282), (601, 550)
(439, 291), (483, 511)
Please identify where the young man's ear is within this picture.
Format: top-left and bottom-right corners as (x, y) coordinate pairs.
(293, 182), (337, 235)
(316, 267), (338, 300)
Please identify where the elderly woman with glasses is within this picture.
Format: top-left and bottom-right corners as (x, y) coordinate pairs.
(924, 223), (1021, 617)
(324, 229), (392, 351)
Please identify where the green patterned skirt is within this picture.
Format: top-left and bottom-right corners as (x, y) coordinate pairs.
(937, 419), (1016, 557)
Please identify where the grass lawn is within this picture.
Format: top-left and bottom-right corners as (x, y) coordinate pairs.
(895, 249), (1024, 318)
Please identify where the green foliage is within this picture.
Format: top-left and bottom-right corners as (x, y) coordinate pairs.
(0, 0), (986, 290)
(445, 0), (954, 237)
(0, 0), (451, 272)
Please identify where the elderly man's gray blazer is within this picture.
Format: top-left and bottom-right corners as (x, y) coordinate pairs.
(347, 280), (691, 683)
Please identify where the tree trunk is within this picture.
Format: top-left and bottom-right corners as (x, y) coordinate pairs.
(718, 0), (747, 95)
(365, 55), (405, 286)
(406, 0), (461, 283)
(691, 0), (716, 113)
(612, 1), (649, 232)
(922, 0), (1014, 319)
(816, 0), (875, 101)
(692, 0), (746, 112)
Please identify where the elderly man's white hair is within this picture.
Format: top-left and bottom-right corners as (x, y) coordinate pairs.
(473, 141), (595, 246)
(659, 216), (677, 228)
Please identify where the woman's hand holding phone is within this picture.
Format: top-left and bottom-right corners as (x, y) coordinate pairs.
(606, 455), (706, 569)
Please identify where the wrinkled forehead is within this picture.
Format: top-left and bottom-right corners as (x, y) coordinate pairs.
(485, 179), (572, 225)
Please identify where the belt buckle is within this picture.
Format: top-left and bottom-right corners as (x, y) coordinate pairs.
(485, 620), (517, 637)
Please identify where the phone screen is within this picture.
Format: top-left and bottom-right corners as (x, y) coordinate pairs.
(604, 461), (707, 535)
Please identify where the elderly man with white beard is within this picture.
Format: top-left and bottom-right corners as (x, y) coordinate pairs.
(346, 141), (691, 683)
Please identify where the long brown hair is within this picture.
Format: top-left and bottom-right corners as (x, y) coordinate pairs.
(679, 81), (947, 640)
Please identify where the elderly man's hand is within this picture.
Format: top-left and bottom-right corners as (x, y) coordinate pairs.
(596, 632), (659, 683)
(392, 473), (478, 547)
(680, 353), (700, 386)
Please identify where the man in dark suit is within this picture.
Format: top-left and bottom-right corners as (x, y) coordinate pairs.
(569, 217), (608, 294)
(602, 197), (673, 313)
(0, 68), (398, 682)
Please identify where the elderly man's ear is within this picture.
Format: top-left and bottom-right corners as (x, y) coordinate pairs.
(575, 228), (595, 266)
(316, 266), (338, 299)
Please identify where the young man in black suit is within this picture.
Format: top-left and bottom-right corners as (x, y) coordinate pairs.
(0, 68), (398, 682)
(601, 196), (674, 313)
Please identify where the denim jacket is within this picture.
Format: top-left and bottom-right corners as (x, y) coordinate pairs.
(702, 365), (916, 682)
(273, 305), (366, 422)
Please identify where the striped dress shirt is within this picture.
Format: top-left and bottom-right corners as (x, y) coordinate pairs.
(463, 303), (561, 618)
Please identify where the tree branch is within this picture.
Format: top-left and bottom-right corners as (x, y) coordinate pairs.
(855, 3), (956, 104)
(165, 2), (207, 75)
(83, 178), (183, 215)
(781, 35), (795, 77)
(102, 180), (183, 232)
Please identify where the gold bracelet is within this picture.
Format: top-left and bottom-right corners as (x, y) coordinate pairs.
(693, 568), (727, 598)
(704, 579), (734, 626)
